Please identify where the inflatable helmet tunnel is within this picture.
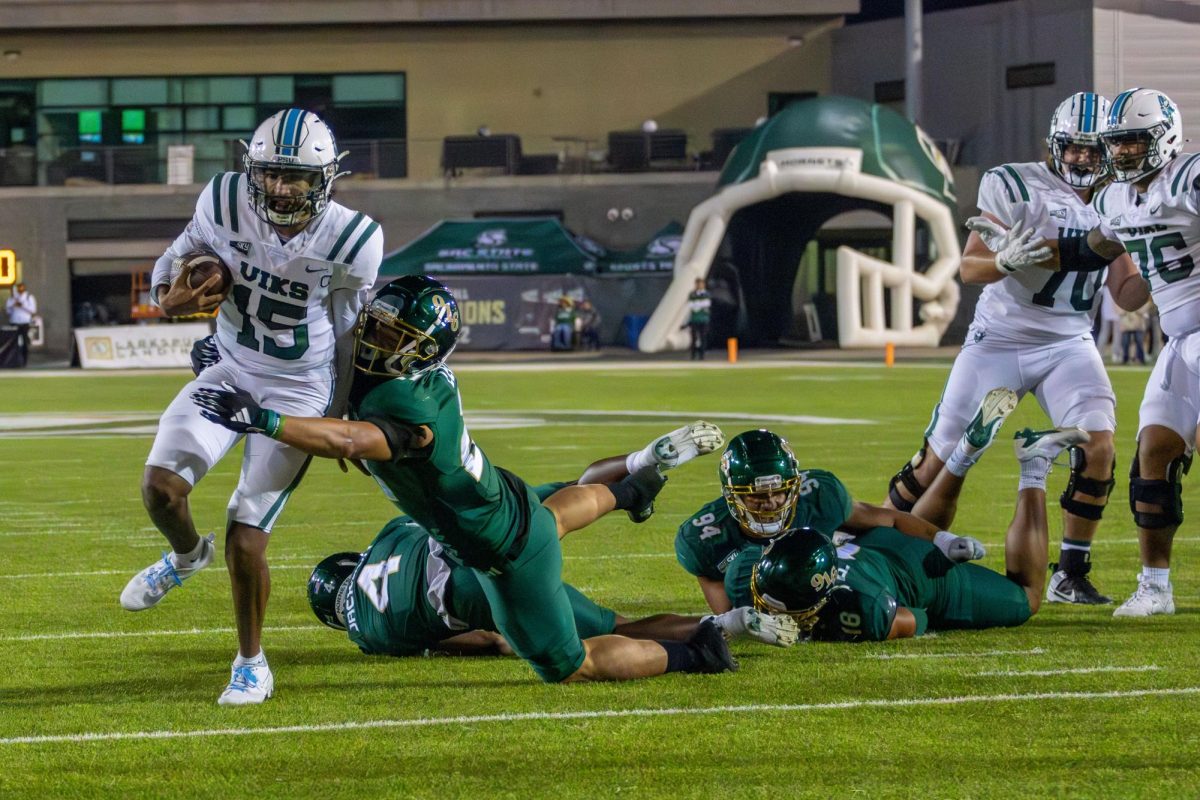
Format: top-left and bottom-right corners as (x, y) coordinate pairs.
(638, 95), (961, 351)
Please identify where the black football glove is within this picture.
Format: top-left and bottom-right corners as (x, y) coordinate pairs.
(191, 382), (282, 437)
(189, 334), (221, 376)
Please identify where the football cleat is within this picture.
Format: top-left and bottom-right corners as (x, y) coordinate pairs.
(651, 421), (725, 470)
(1113, 576), (1175, 617)
(685, 618), (739, 673)
(623, 465), (668, 523)
(217, 659), (275, 706)
(711, 607), (800, 648)
(1046, 568), (1112, 605)
(1012, 427), (1090, 464)
(120, 533), (215, 611)
(963, 388), (1019, 451)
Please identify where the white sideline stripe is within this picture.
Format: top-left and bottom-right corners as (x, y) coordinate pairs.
(867, 647), (1046, 660)
(4, 686), (1197, 746)
(0, 553), (670, 581)
(4, 625), (314, 643)
(976, 665), (1162, 677)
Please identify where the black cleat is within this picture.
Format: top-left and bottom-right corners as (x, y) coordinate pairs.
(1046, 567), (1113, 605)
(686, 618), (739, 674)
(622, 465), (667, 524)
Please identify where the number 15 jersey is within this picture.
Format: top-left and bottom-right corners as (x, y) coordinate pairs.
(972, 161), (1111, 344)
(1094, 153), (1200, 337)
(152, 171), (382, 374)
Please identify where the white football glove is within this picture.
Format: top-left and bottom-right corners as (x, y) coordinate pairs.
(933, 530), (987, 563)
(652, 421), (725, 470)
(708, 607), (799, 648)
(966, 217), (1053, 275)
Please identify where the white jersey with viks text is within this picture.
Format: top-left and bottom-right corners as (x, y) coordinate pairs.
(152, 171), (382, 374)
(972, 161), (1112, 344)
(1093, 153), (1200, 337)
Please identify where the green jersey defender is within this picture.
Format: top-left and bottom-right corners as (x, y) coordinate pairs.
(195, 275), (743, 683)
(676, 430), (986, 616)
(734, 527), (1032, 641)
(307, 479), (799, 658)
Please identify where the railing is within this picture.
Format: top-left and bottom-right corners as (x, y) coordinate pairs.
(0, 129), (753, 187)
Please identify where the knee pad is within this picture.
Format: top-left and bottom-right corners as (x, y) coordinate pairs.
(1128, 447), (1192, 529)
(1059, 445), (1115, 521)
(887, 444), (929, 512)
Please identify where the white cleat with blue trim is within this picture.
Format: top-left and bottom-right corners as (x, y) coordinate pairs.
(120, 532), (215, 611)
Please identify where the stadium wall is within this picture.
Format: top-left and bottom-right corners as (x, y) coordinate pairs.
(1093, 5), (1200, 114)
(0, 22), (834, 181)
(831, 0), (1095, 170)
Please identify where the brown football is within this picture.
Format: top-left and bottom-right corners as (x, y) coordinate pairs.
(171, 248), (233, 297)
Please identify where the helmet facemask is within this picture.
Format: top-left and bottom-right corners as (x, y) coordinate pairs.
(353, 298), (451, 377)
(1101, 128), (1167, 183)
(245, 162), (338, 227)
(1048, 134), (1106, 189)
(751, 562), (832, 631)
(723, 477), (800, 539)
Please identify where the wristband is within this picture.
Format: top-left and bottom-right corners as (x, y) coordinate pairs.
(1058, 234), (1114, 272)
(262, 410), (285, 439)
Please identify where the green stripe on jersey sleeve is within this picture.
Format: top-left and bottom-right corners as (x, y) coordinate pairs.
(210, 173), (224, 227)
(1171, 154), (1200, 195)
(1000, 165), (1030, 202)
(344, 221), (380, 264)
(326, 211), (366, 261)
(226, 173), (240, 233)
(987, 169), (1017, 204)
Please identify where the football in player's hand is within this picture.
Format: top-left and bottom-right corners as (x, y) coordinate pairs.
(171, 248), (233, 297)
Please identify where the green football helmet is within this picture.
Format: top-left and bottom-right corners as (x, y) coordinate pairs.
(307, 552), (361, 631)
(750, 528), (839, 630)
(719, 429), (802, 539)
(354, 275), (461, 377)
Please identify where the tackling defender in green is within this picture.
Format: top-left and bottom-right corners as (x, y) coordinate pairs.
(195, 275), (741, 682)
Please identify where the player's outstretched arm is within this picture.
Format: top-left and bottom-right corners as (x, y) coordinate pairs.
(191, 382), (431, 460)
(844, 501), (985, 563)
(888, 608), (919, 640)
(961, 215), (1053, 284)
(1105, 250), (1151, 311)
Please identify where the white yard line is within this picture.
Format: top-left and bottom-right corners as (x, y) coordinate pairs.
(0, 553), (672, 580)
(3, 686), (1196, 746)
(976, 665), (1162, 677)
(866, 647), (1047, 660)
(3, 625), (315, 643)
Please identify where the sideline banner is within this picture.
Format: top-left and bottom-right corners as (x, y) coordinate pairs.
(75, 323), (212, 369)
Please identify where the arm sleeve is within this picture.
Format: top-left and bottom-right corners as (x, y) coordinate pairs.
(26, 294), (37, 315)
(327, 288), (366, 418)
(336, 221), (383, 292)
(908, 607), (929, 636)
(809, 585), (896, 642)
(796, 472), (854, 534)
(151, 181), (219, 309)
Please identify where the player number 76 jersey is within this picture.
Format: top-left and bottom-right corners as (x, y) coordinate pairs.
(1094, 153), (1200, 337)
(972, 161), (1110, 344)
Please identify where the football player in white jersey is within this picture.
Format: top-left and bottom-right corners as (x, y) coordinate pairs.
(1094, 88), (1200, 616)
(885, 93), (1149, 605)
(120, 109), (382, 703)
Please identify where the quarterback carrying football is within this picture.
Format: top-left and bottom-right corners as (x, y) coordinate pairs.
(121, 109), (382, 705)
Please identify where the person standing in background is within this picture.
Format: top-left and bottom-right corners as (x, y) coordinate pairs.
(686, 278), (712, 360)
(576, 299), (601, 351)
(5, 282), (36, 366)
(1095, 286), (1121, 363)
(551, 296), (576, 351)
(1120, 303), (1148, 364)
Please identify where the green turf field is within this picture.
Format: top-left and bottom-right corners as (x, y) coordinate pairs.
(2, 361), (1198, 799)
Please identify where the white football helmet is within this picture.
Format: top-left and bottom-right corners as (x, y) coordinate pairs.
(1047, 92), (1109, 188)
(1101, 88), (1183, 183)
(243, 108), (347, 227)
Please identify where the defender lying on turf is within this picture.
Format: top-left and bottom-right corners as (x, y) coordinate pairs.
(740, 426), (1089, 640)
(307, 474), (799, 659)
(195, 276), (743, 682)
